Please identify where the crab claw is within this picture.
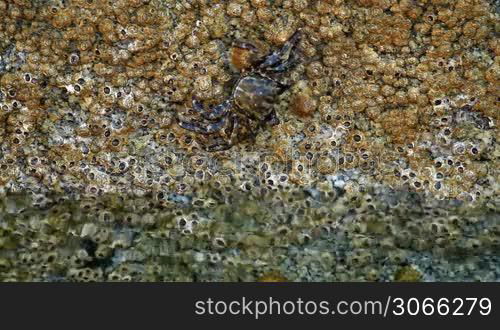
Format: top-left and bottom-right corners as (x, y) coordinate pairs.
(231, 41), (261, 71)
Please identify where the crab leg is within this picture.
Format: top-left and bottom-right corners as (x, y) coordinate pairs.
(205, 115), (240, 152)
(228, 114), (240, 143)
(192, 98), (232, 121)
(233, 41), (258, 51)
(204, 100), (232, 121)
(206, 141), (232, 152)
(191, 98), (205, 113)
(178, 116), (226, 134)
(265, 110), (280, 126)
(265, 51), (300, 73)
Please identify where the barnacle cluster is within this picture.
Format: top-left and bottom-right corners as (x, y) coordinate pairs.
(0, 0), (498, 281)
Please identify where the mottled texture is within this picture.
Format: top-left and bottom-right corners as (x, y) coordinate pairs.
(0, 0), (498, 281)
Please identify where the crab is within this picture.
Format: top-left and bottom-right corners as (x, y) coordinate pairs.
(177, 30), (302, 152)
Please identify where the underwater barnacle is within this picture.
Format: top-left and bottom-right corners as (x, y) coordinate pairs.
(177, 30), (302, 151)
